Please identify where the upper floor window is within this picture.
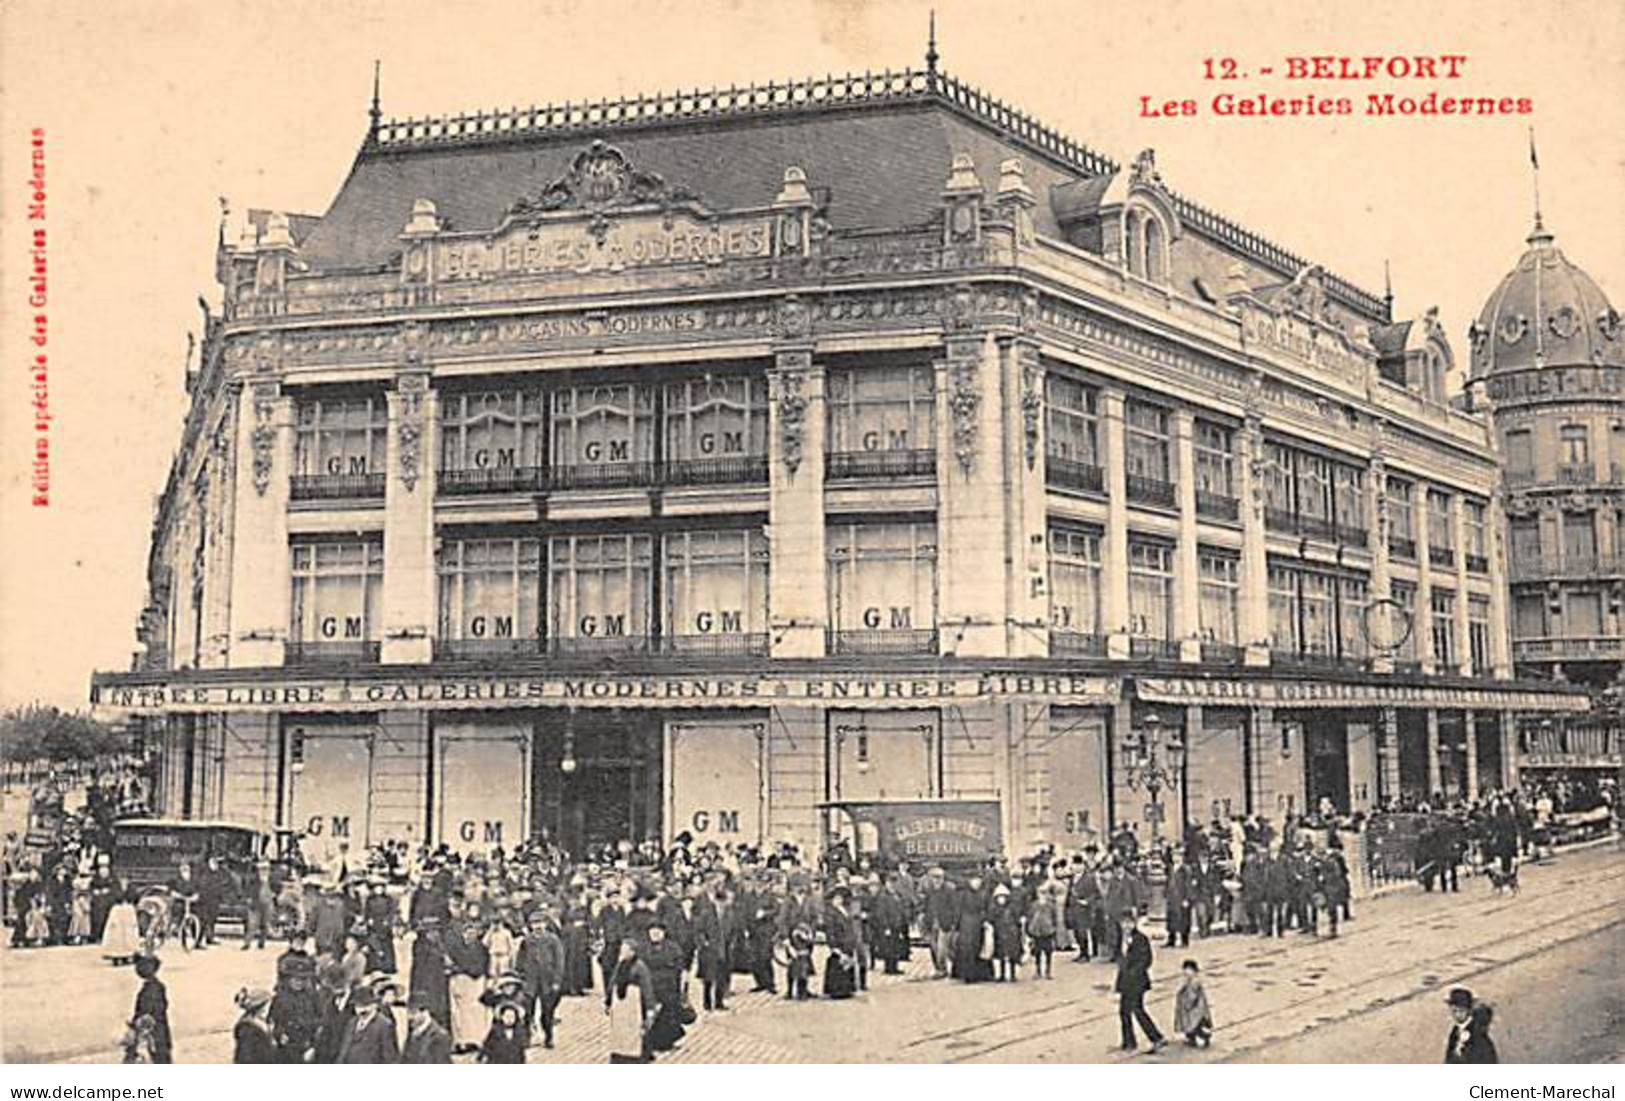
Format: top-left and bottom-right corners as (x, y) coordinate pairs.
(548, 534), (654, 649)
(1464, 500), (1488, 562)
(1125, 205), (1170, 283)
(1510, 519), (1542, 562)
(1124, 401), (1172, 483)
(1296, 454), (1333, 525)
(1045, 376), (1100, 467)
(1264, 443), (1294, 518)
(293, 397), (388, 493)
(1504, 429), (1535, 476)
(663, 376), (768, 474)
(1427, 488), (1454, 551)
(1197, 549), (1239, 647)
(439, 389), (545, 473)
(550, 384), (656, 486)
(1431, 589), (1458, 666)
(1392, 581), (1418, 661)
(290, 540), (384, 648)
(437, 537), (542, 648)
(663, 529), (769, 648)
(1049, 525), (1102, 637)
(1127, 539), (1174, 642)
(1562, 512), (1596, 560)
(1194, 421), (1235, 497)
(1333, 465), (1367, 538)
(827, 521), (938, 650)
(1468, 596), (1492, 674)
(1513, 592), (1547, 638)
(827, 365), (935, 457)
(1387, 477), (1415, 556)
(1558, 424), (1590, 465)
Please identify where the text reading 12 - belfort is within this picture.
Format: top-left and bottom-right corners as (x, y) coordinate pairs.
(1141, 55), (1532, 119)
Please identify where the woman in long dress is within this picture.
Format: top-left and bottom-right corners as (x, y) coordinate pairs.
(822, 889), (858, 1000)
(605, 938), (654, 1063)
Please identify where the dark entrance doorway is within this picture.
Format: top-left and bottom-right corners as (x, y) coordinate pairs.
(534, 711), (661, 859)
(1303, 711), (1351, 814)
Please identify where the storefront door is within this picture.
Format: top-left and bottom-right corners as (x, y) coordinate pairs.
(286, 722), (373, 870)
(1304, 711), (1351, 814)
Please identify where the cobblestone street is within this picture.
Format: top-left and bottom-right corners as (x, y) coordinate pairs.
(5, 843), (1620, 1064)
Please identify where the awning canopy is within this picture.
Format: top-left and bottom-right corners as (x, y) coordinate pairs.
(1134, 675), (1590, 713)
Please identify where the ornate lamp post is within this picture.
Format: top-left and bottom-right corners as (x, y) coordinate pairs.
(1121, 710), (1186, 846)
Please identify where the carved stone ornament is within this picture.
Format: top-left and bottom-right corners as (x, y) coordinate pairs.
(1499, 313), (1528, 345)
(1467, 319), (1490, 358)
(1548, 305), (1580, 341)
(396, 373), (429, 493)
(1277, 265), (1331, 323)
(945, 283), (979, 332)
(774, 368), (808, 477)
(250, 384), (278, 496)
(508, 139), (699, 220)
(399, 320), (428, 367)
(774, 295), (811, 342)
(1599, 307), (1622, 342)
(1019, 355), (1043, 471)
(1129, 148), (1164, 189)
(949, 354), (981, 475)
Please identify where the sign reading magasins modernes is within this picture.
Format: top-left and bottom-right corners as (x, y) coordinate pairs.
(91, 672), (1121, 714)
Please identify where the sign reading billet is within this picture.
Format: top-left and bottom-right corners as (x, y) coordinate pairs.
(1136, 677), (1588, 712)
(91, 671), (1120, 715)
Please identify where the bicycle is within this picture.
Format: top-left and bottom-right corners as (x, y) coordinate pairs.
(170, 893), (204, 952)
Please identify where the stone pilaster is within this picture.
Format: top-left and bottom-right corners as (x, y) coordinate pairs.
(1487, 490), (1513, 678)
(1426, 708), (1442, 800)
(200, 391), (239, 669)
(768, 351), (826, 658)
(1500, 711), (1520, 791)
(1173, 409), (1200, 662)
(937, 329), (1010, 657)
(381, 366), (436, 664)
(1379, 707), (1401, 805)
(1452, 495), (1472, 675)
(227, 379), (290, 667)
(1004, 338), (1049, 659)
(1238, 413), (1270, 665)
(1415, 486), (1436, 672)
(1368, 454), (1394, 673)
(1101, 388), (1131, 659)
(1464, 709), (1480, 801)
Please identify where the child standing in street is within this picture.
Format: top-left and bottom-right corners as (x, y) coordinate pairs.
(1174, 959), (1213, 1048)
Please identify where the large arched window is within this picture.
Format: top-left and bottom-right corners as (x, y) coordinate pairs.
(1144, 217), (1166, 282)
(1124, 208), (1144, 277)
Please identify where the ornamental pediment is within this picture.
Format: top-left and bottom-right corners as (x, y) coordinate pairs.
(508, 140), (705, 221)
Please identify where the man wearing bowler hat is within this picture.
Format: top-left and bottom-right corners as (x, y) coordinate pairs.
(1443, 987), (1499, 1063)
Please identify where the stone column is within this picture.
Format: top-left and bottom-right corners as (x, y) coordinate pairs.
(1239, 415), (1270, 666)
(1004, 338), (1049, 659)
(200, 401), (238, 671)
(1464, 708), (1480, 801)
(1425, 708), (1442, 800)
(1487, 489), (1513, 678)
(1500, 711), (1520, 791)
(1173, 409), (1201, 662)
(227, 378), (291, 667)
(1379, 707), (1401, 805)
(1368, 455), (1394, 673)
(937, 328), (1011, 657)
(1452, 495), (1472, 675)
(1101, 388), (1130, 659)
(1415, 487), (1436, 673)
(768, 351), (826, 658)
(381, 367), (436, 664)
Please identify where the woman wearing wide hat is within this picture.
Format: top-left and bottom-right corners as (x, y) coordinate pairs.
(232, 988), (277, 1064)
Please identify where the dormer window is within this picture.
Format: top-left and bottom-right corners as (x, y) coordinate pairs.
(1124, 203), (1172, 284)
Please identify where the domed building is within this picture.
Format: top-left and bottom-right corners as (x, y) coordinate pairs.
(1470, 213), (1624, 776)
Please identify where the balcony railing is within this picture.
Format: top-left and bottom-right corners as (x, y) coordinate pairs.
(1046, 456), (1105, 495)
(658, 633), (770, 657)
(661, 455), (769, 487)
(1336, 524), (1369, 548)
(1513, 636), (1625, 661)
(1127, 636), (1180, 659)
(825, 449), (937, 481)
(546, 635), (652, 657)
(1050, 630), (1107, 657)
(1201, 640), (1243, 664)
(1388, 536), (1417, 560)
(290, 473), (387, 501)
(547, 462), (658, 491)
(438, 466), (546, 495)
(434, 637), (544, 659)
(1195, 490), (1240, 523)
(1556, 462), (1596, 485)
(1125, 474), (1177, 509)
(1298, 514), (1337, 542)
(1429, 545), (1456, 569)
(285, 640), (381, 665)
(827, 627), (939, 655)
(1465, 553), (1489, 574)
(1508, 555), (1625, 583)
(1264, 507), (1297, 534)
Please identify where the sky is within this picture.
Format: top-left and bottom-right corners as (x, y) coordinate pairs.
(1, 0), (1622, 710)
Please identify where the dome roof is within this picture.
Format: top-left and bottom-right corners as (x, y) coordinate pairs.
(1469, 218), (1624, 377)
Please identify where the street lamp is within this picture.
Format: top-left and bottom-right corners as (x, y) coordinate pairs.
(1121, 710), (1186, 845)
(560, 726), (578, 775)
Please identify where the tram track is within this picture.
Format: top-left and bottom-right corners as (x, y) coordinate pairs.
(902, 865), (1625, 1062)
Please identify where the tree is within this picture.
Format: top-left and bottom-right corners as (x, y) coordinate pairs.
(0, 704), (121, 765)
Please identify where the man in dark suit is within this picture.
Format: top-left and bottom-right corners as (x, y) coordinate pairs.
(1113, 916), (1166, 1053)
(401, 992), (452, 1063)
(516, 908), (565, 1048)
(693, 883), (737, 1011)
(336, 985), (399, 1063)
(1443, 987), (1498, 1063)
